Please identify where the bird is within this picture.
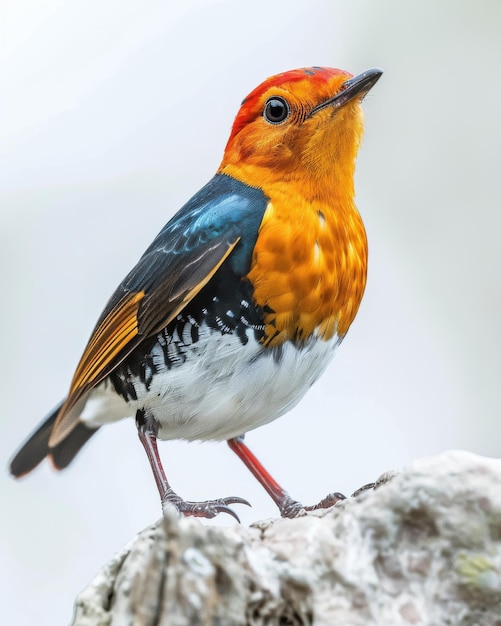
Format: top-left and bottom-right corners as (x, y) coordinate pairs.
(9, 66), (382, 521)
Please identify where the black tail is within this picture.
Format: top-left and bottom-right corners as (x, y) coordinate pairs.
(9, 402), (99, 477)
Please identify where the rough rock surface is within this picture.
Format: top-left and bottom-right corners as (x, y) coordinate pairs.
(72, 451), (501, 625)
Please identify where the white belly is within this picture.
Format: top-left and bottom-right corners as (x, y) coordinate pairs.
(80, 323), (341, 441)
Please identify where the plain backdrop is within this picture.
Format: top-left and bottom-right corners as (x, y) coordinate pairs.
(1, 1), (500, 623)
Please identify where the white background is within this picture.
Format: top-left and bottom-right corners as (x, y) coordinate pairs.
(1, 1), (500, 623)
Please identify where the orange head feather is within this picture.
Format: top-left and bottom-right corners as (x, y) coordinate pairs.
(219, 67), (380, 197)
(218, 67), (382, 346)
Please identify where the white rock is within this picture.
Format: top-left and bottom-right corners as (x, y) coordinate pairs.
(72, 451), (501, 625)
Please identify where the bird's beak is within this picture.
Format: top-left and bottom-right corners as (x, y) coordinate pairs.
(310, 67), (383, 116)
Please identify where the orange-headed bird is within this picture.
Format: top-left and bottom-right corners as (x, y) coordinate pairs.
(10, 67), (382, 520)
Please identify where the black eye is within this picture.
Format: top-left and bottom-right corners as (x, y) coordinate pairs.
(263, 97), (290, 124)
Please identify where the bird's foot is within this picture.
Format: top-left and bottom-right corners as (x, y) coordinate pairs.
(282, 471), (399, 517)
(278, 492), (346, 519)
(161, 488), (251, 523)
(303, 492), (347, 511)
(351, 482), (375, 498)
(351, 470), (399, 497)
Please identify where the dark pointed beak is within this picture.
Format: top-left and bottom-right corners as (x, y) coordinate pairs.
(311, 67), (383, 116)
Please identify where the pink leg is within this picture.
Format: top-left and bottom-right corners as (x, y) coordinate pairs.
(137, 411), (249, 521)
(227, 436), (345, 518)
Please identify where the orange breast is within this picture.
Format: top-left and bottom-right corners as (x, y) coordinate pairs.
(245, 183), (367, 347)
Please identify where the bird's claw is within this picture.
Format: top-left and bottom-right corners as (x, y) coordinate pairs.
(351, 482), (376, 498)
(162, 493), (251, 523)
(303, 492), (346, 511)
(351, 470), (398, 497)
(278, 491), (346, 518)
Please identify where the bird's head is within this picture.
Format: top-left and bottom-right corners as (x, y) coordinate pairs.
(219, 66), (382, 194)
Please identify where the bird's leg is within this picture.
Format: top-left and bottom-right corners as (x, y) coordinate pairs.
(227, 436), (345, 518)
(136, 410), (250, 522)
